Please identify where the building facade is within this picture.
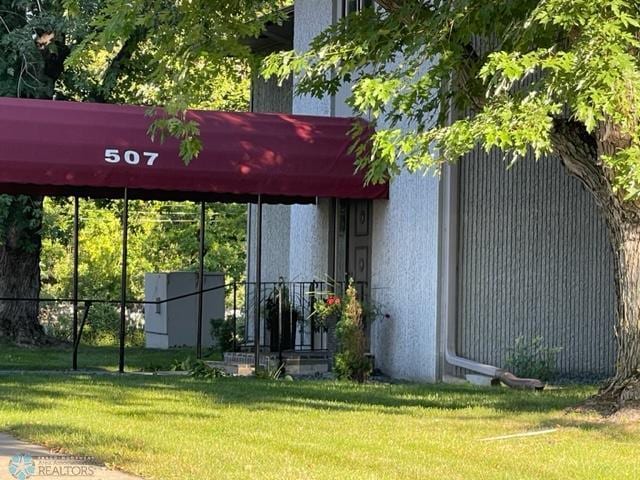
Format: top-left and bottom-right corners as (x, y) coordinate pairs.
(248, 0), (616, 381)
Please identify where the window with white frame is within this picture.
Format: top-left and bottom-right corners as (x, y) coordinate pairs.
(342, 0), (373, 17)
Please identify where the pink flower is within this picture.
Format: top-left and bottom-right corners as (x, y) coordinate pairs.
(327, 295), (341, 306)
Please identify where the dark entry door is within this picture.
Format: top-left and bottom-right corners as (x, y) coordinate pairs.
(346, 200), (372, 303)
(332, 199), (373, 351)
(334, 199), (372, 299)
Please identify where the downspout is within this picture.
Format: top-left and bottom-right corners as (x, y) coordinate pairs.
(438, 163), (504, 378)
(437, 95), (543, 389)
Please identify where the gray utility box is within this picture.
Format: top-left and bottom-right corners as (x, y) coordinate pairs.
(144, 272), (225, 349)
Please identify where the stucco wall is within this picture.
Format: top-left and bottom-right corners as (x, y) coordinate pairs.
(288, 0), (441, 381)
(292, 0), (334, 117)
(247, 204), (291, 284)
(369, 172), (440, 381)
(272, 0), (615, 383)
(287, 0), (334, 282)
(288, 201), (331, 281)
(366, 54), (441, 381)
(245, 0), (334, 298)
(247, 59), (293, 285)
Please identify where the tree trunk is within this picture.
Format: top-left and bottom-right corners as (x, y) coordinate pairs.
(552, 119), (640, 407)
(0, 195), (46, 345)
(0, 15), (69, 346)
(602, 222), (640, 404)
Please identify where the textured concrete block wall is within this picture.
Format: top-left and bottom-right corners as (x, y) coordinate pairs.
(251, 75), (292, 114)
(456, 148), (616, 378)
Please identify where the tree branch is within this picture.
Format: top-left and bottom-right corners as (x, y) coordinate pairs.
(97, 27), (147, 101)
(550, 118), (635, 225)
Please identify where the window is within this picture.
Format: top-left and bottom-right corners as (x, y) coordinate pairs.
(342, 0), (373, 17)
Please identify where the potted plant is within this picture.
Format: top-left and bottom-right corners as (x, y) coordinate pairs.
(265, 279), (299, 352)
(313, 280), (387, 382)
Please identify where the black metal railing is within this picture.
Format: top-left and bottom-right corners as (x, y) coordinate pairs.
(232, 280), (367, 362)
(0, 281), (233, 369)
(0, 279), (366, 370)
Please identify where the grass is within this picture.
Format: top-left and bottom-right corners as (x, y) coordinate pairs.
(0, 375), (638, 479)
(0, 342), (215, 372)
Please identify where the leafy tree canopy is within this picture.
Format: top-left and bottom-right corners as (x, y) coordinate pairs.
(264, 1), (640, 205)
(65, 0), (290, 160)
(80, 0), (640, 204)
(41, 199), (247, 301)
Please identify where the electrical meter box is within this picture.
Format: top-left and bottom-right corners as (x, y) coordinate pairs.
(144, 272), (225, 349)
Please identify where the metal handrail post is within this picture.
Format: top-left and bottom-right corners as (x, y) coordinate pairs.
(72, 196), (79, 370)
(196, 201), (206, 359)
(232, 281), (238, 352)
(310, 281), (316, 351)
(118, 188), (129, 373)
(278, 283), (283, 365)
(254, 195), (262, 372)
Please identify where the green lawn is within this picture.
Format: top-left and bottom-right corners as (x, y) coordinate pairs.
(0, 342), (212, 372)
(0, 375), (637, 479)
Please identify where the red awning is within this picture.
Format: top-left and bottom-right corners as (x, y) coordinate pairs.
(0, 98), (388, 203)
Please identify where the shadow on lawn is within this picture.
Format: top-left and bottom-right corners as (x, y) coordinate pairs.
(190, 377), (594, 415)
(3, 374), (635, 441)
(0, 342), (203, 372)
(0, 374), (594, 417)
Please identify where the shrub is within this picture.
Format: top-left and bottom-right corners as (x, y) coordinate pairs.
(334, 282), (371, 382)
(81, 303), (120, 345)
(189, 359), (226, 379)
(505, 336), (562, 382)
(80, 303), (144, 347)
(210, 316), (236, 352)
(171, 356), (226, 379)
(39, 303), (144, 347)
(127, 327), (145, 347)
(39, 304), (73, 341)
(255, 363), (285, 380)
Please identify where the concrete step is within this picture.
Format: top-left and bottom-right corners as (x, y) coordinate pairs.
(214, 351), (332, 377)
